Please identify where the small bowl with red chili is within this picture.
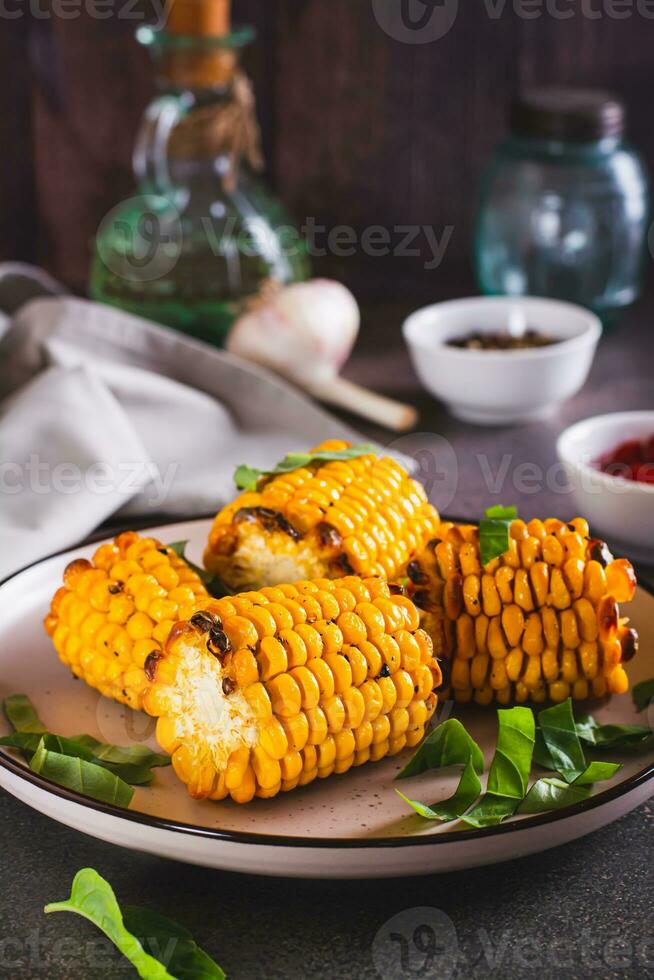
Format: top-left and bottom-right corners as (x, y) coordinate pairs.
(557, 411), (654, 552)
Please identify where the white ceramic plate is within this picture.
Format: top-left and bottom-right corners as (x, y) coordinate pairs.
(0, 520), (652, 878)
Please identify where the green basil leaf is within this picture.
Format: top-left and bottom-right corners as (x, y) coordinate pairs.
(532, 729), (557, 770)
(396, 757), (482, 822)
(233, 465), (264, 492)
(461, 706), (535, 828)
(0, 732), (162, 786)
(573, 761), (622, 786)
(45, 870), (175, 979)
(479, 506), (517, 567)
(486, 706), (536, 799)
(4, 694), (48, 734)
(123, 906), (226, 980)
(484, 505), (518, 521)
(633, 678), (654, 713)
(518, 777), (593, 814)
(234, 444), (378, 491)
(538, 699), (587, 783)
(574, 714), (652, 751)
(460, 795), (521, 828)
(30, 739), (134, 808)
(396, 718), (484, 779)
(73, 735), (170, 769)
(0, 731), (43, 758)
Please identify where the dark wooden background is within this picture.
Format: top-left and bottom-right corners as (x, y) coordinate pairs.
(3, 0), (654, 298)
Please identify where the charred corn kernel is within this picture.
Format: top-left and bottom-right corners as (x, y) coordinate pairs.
(44, 534), (209, 709)
(405, 518), (638, 705)
(141, 577), (438, 803)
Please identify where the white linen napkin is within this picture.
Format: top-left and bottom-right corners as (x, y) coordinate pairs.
(0, 289), (362, 580)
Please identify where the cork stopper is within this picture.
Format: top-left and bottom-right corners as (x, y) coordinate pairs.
(166, 0), (231, 38)
(161, 0), (240, 88)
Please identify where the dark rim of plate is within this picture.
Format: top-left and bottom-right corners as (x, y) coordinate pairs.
(0, 516), (652, 851)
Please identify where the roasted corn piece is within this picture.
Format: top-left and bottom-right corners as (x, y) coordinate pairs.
(204, 440), (440, 592)
(404, 518), (638, 705)
(142, 576), (441, 802)
(44, 532), (209, 710)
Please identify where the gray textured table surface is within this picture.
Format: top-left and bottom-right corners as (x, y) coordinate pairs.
(1, 300), (653, 980)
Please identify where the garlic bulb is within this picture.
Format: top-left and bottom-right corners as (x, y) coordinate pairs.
(227, 279), (417, 432)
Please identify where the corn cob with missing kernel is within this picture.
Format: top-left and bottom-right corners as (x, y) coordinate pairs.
(204, 440), (441, 593)
(404, 517), (638, 706)
(143, 576), (440, 802)
(44, 532), (210, 710)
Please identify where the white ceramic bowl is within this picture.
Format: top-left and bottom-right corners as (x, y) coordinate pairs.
(403, 296), (601, 425)
(557, 411), (654, 552)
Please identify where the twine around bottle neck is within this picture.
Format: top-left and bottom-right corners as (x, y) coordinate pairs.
(166, 70), (264, 191)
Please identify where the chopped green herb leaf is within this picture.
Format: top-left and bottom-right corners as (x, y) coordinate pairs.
(30, 738), (134, 808)
(396, 718), (484, 780)
(574, 715), (652, 751)
(633, 678), (654, 713)
(484, 505), (518, 521)
(462, 706), (535, 828)
(518, 777), (592, 814)
(537, 699), (587, 783)
(0, 697), (170, 787)
(479, 505), (517, 567)
(396, 757), (481, 822)
(573, 761), (622, 786)
(123, 906), (226, 980)
(4, 694), (48, 734)
(45, 869), (225, 980)
(234, 444), (378, 492)
(0, 732), (152, 784)
(45, 870), (175, 979)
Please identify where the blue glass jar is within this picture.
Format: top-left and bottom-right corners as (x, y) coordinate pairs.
(475, 89), (650, 325)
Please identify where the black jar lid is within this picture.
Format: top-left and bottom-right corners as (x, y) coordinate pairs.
(511, 88), (625, 142)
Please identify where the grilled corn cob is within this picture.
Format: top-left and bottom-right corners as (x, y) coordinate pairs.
(142, 576), (441, 802)
(204, 440), (440, 592)
(404, 518), (638, 706)
(44, 532), (209, 710)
